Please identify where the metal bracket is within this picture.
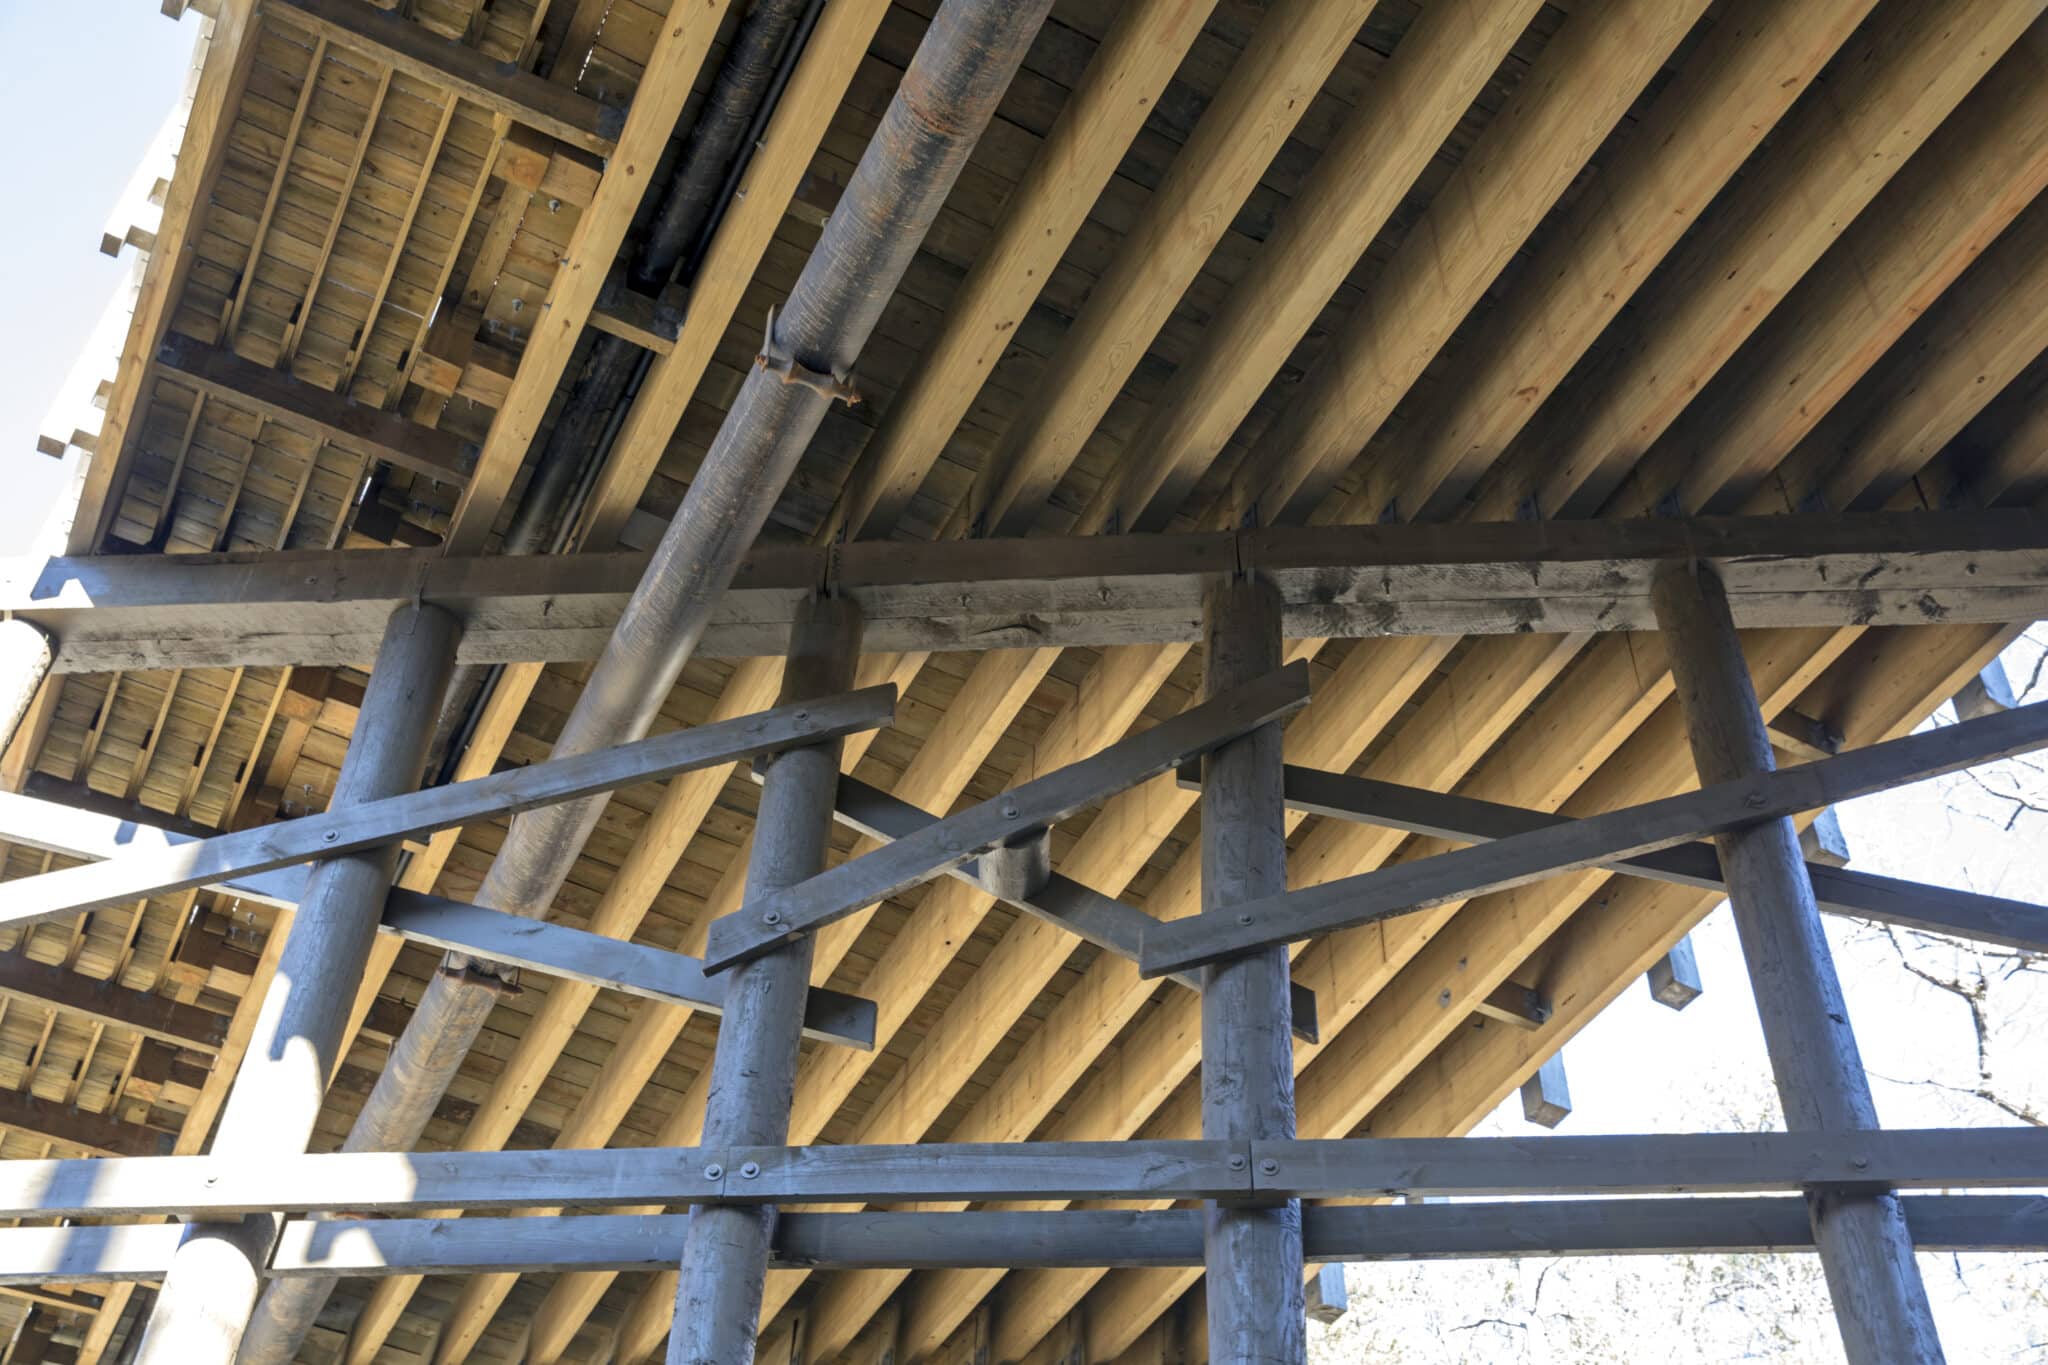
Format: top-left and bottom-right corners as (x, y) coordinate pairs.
(757, 306), (863, 406)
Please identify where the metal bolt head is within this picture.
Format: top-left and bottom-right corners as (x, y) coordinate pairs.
(703, 1163), (724, 1181)
(322, 829), (339, 843)
(795, 708), (808, 721)
(763, 910), (783, 926)
(1437, 988), (1452, 1007)
(1258, 1158), (1280, 1177)
(1227, 1153), (1247, 1171)
(739, 1161), (761, 1180)
(1237, 913), (1253, 926)
(1850, 1154), (1870, 1170)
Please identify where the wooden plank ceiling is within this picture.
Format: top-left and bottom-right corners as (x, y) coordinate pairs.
(7, 0), (2048, 1359)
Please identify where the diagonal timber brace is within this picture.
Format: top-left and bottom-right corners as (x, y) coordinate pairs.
(1141, 696), (2048, 975)
(1188, 763), (2048, 955)
(701, 661), (1312, 972)
(0, 792), (878, 1049)
(818, 772), (1319, 1041)
(0, 684), (896, 926)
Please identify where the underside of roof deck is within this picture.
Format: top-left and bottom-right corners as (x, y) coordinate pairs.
(5, 0), (2047, 1359)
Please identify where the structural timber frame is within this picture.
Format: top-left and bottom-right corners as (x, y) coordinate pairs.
(9, 0), (2048, 1361)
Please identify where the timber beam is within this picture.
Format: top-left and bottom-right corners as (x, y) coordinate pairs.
(265, 0), (623, 154)
(0, 684), (895, 924)
(0, 1087), (175, 1158)
(0, 953), (229, 1052)
(4, 1128), (2044, 1220)
(9, 511), (2048, 673)
(1196, 764), (2048, 955)
(0, 1196), (2042, 1284)
(153, 334), (476, 487)
(1142, 696), (2048, 974)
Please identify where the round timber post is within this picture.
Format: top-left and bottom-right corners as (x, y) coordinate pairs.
(669, 594), (863, 1364)
(135, 603), (462, 1365)
(1651, 560), (1944, 1365)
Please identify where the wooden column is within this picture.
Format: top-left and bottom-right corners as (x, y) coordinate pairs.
(1198, 574), (1304, 1362)
(135, 604), (460, 1364)
(668, 596), (862, 1364)
(1651, 562), (1944, 1365)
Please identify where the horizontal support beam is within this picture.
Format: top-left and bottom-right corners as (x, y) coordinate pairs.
(3, 1196), (2041, 1283)
(379, 892), (875, 1049)
(822, 773), (1319, 1042)
(0, 953), (228, 1052)
(0, 794), (877, 1048)
(12, 511), (2046, 673)
(0, 1086), (174, 1157)
(702, 662), (1312, 972)
(1245, 764), (2048, 955)
(267, 0), (622, 154)
(155, 333), (476, 486)
(3, 1128), (2040, 1219)
(1143, 698), (2048, 974)
(0, 685), (895, 925)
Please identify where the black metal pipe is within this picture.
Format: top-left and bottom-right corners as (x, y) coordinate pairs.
(633, 0), (812, 291)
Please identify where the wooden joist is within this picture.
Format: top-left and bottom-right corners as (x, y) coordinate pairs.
(13, 512), (2048, 674)
(153, 335), (475, 487)
(265, 0), (621, 154)
(0, 686), (895, 924)
(1141, 697), (2048, 974)
(5, 1128), (2045, 1220)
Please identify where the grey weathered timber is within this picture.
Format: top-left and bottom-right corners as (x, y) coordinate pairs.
(820, 773), (1320, 1041)
(267, 0), (624, 153)
(1954, 658), (2018, 720)
(1520, 1054), (1572, 1128)
(1653, 560), (1944, 1365)
(1197, 575), (1304, 1364)
(0, 795), (874, 1045)
(979, 826), (1052, 901)
(5, 1196), (2042, 1285)
(13, 510), (2048, 673)
(702, 661), (1311, 972)
(1227, 764), (2048, 954)
(379, 892), (876, 1048)
(154, 335), (477, 487)
(136, 604), (461, 1365)
(1304, 1264), (1348, 1325)
(0, 684), (895, 925)
(1143, 694), (2048, 974)
(3, 1128), (2045, 1220)
(672, 596), (862, 1365)
(1648, 934), (1705, 1009)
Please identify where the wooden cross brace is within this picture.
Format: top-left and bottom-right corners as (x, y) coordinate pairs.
(1142, 695), (2048, 975)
